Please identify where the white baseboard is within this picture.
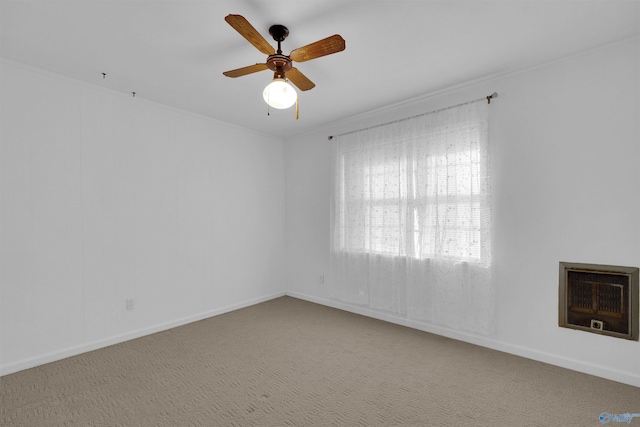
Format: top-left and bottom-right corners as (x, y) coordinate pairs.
(286, 291), (640, 388)
(0, 291), (286, 377)
(4, 289), (638, 387)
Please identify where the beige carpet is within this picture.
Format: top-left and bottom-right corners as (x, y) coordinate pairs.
(1, 296), (639, 426)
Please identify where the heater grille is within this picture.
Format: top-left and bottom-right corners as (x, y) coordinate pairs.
(559, 262), (638, 340)
(570, 280), (593, 310)
(597, 283), (623, 315)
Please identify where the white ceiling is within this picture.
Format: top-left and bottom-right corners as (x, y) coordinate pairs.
(1, 1), (639, 138)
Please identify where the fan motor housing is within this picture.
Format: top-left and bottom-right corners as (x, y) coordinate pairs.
(266, 54), (292, 79)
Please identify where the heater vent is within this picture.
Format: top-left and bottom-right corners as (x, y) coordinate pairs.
(559, 262), (638, 340)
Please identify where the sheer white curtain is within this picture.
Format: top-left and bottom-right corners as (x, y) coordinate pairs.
(330, 100), (494, 334)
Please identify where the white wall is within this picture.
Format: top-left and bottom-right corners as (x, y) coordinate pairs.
(2, 38), (639, 386)
(284, 38), (640, 386)
(0, 60), (286, 375)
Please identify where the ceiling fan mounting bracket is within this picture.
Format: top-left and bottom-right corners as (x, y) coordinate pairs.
(269, 25), (289, 42)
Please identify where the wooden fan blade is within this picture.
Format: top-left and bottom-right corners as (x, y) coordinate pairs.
(225, 14), (275, 56)
(223, 63), (268, 78)
(287, 67), (315, 91)
(289, 35), (345, 62)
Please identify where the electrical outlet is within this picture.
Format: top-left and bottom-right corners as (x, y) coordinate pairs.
(126, 298), (136, 311)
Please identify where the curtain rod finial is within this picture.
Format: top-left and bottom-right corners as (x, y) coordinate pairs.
(328, 136), (334, 140)
(487, 92), (498, 104)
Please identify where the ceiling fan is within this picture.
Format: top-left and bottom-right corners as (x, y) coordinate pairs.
(222, 14), (346, 111)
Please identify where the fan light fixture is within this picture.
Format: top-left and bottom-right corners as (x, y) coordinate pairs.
(263, 78), (297, 109)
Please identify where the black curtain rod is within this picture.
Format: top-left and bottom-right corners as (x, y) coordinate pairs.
(327, 92), (498, 141)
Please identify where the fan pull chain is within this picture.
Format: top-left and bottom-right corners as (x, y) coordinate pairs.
(267, 91), (270, 116)
(295, 99), (299, 120)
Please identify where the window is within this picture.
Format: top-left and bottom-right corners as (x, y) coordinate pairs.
(333, 102), (490, 265)
(330, 99), (493, 333)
